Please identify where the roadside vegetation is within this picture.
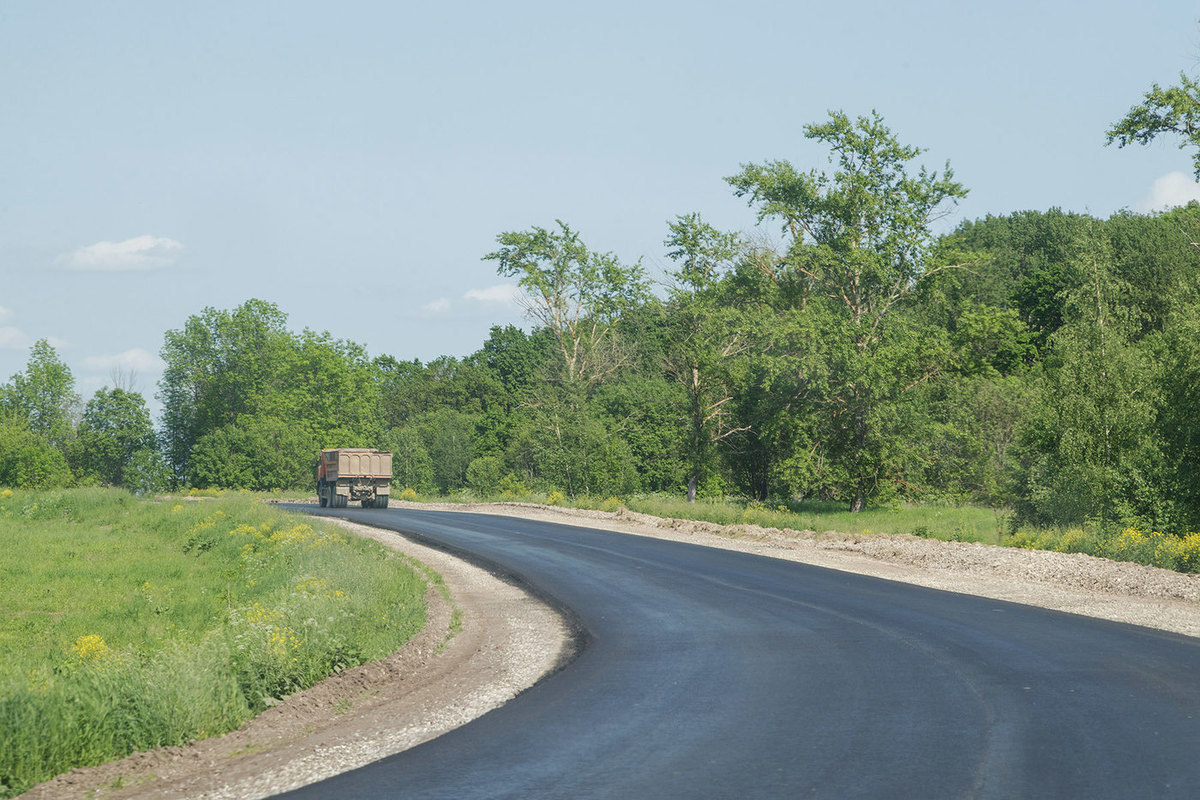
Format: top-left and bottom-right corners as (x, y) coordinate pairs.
(384, 487), (1200, 574)
(0, 489), (427, 799)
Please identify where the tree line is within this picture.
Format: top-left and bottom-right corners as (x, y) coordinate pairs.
(4, 77), (1200, 534)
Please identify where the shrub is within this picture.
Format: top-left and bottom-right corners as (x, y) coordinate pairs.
(465, 456), (504, 495)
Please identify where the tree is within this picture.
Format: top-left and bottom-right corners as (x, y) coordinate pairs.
(0, 414), (72, 488)
(1015, 226), (1163, 527)
(383, 426), (435, 493)
(415, 408), (477, 493)
(1, 339), (79, 451)
(189, 416), (316, 490)
(662, 214), (749, 501)
(159, 300), (383, 485)
(1158, 310), (1200, 529)
(726, 111), (967, 510)
(466, 455), (504, 494)
(1107, 72), (1200, 178)
(484, 221), (650, 387)
(159, 300), (292, 478)
(726, 110), (967, 341)
(505, 396), (637, 497)
(73, 388), (156, 488)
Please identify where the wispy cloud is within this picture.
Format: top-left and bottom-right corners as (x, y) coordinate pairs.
(1137, 172), (1200, 213)
(421, 298), (451, 314)
(0, 305), (11, 323)
(82, 347), (164, 373)
(463, 283), (520, 306)
(0, 326), (31, 350)
(57, 235), (183, 271)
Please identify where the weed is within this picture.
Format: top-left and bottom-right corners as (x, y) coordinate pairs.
(0, 489), (429, 798)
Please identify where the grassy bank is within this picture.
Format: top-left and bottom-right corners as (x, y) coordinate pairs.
(0, 489), (427, 798)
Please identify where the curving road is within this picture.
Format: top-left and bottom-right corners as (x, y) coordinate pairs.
(277, 506), (1200, 799)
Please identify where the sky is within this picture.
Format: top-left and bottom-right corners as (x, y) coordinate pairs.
(2, 1), (1200, 414)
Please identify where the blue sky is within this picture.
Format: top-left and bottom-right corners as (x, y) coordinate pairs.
(2, 1), (1199, 410)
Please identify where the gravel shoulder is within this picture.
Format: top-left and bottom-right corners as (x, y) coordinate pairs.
(20, 501), (1200, 799)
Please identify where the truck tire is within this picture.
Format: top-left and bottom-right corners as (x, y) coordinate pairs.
(376, 496), (389, 509)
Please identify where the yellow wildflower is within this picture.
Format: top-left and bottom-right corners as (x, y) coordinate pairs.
(70, 634), (112, 661)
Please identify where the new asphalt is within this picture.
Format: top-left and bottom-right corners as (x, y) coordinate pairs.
(276, 506), (1200, 799)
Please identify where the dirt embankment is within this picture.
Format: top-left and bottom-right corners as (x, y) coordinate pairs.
(22, 501), (1200, 799)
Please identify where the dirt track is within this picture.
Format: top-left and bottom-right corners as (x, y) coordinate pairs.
(21, 501), (1200, 799)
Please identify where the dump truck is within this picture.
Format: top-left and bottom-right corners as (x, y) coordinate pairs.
(316, 448), (392, 508)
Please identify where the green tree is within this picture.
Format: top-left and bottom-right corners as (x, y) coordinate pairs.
(0, 414), (72, 488)
(726, 111), (967, 510)
(1015, 228), (1163, 527)
(189, 416), (316, 490)
(415, 408), (477, 493)
(663, 214), (748, 501)
(282, 329), (383, 447)
(1107, 72), (1200, 178)
(383, 426), (435, 493)
(159, 300), (292, 478)
(727, 110), (967, 340)
(1158, 310), (1200, 529)
(939, 210), (1096, 349)
(484, 221), (650, 388)
(506, 397), (636, 497)
(1, 339), (79, 450)
(466, 455), (504, 495)
(159, 300), (383, 485)
(73, 388), (156, 488)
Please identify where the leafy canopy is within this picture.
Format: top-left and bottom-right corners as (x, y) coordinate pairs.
(1107, 73), (1200, 178)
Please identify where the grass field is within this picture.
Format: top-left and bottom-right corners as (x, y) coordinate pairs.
(0, 489), (428, 798)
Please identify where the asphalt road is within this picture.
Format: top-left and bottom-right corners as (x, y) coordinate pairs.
(277, 506), (1200, 799)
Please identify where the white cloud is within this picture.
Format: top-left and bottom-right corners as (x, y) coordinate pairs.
(56, 235), (183, 271)
(1137, 172), (1200, 213)
(0, 328), (67, 352)
(0, 305), (10, 323)
(463, 283), (520, 306)
(421, 298), (451, 314)
(82, 347), (164, 373)
(0, 326), (31, 350)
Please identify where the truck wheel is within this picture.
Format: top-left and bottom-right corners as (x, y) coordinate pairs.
(319, 492), (328, 507)
(376, 497), (389, 509)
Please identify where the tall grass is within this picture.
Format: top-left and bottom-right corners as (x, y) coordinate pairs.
(0, 488), (427, 798)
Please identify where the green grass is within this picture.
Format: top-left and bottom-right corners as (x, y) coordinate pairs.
(622, 495), (1005, 544)
(0, 488), (427, 798)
